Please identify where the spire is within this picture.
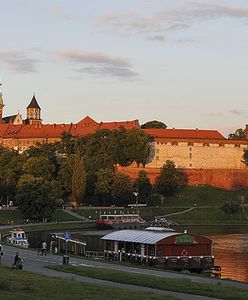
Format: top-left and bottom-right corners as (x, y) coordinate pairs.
(26, 93), (41, 109)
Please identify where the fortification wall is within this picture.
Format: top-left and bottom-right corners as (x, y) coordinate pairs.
(117, 166), (248, 190)
(147, 141), (248, 169)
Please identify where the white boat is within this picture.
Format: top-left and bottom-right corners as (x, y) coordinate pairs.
(6, 228), (29, 248)
(96, 214), (146, 229)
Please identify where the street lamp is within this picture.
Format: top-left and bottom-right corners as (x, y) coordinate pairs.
(133, 192), (138, 207)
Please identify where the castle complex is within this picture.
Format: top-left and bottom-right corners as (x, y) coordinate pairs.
(1, 86), (248, 190)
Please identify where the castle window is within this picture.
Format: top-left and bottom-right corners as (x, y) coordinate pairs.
(156, 149), (159, 153)
(203, 143), (209, 147)
(156, 156), (159, 161)
(189, 163), (192, 167)
(219, 143), (224, 147)
(189, 147), (192, 151)
(189, 153), (192, 159)
(172, 141), (178, 146)
(188, 142), (193, 146)
(235, 144), (240, 148)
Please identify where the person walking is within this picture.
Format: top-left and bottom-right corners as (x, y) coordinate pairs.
(0, 244), (3, 264)
(40, 241), (47, 256)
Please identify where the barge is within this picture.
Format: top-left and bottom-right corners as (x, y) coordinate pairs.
(102, 229), (214, 272)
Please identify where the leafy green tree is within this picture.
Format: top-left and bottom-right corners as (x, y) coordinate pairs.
(221, 201), (241, 215)
(135, 170), (153, 204)
(228, 128), (246, 139)
(72, 149), (86, 206)
(0, 149), (23, 205)
(22, 156), (55, 181)
(16, 176), (56, 221)
(124, 128), (150, 167)
(242, 149), (248, 167)
(84, 129), (116, 172)
(111, 172), (133, 206)
(141, 120), (167, 129)
(95, 168), (114, 205)
(155, 160), (185, 196)
(55, 155), (74, 201)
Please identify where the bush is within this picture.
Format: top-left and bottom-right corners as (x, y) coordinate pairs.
(221, 201), (241, 214)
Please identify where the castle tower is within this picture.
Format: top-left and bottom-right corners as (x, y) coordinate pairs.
(0, 82), (4, 124)
(26, 93), (42, 125)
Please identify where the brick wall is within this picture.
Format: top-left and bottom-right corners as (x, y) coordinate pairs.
(117, 166), (248, 190)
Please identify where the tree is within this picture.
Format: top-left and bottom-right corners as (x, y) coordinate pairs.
(221, 201), (241, 215)
(228, 128), (246, 139)
(95, 168), (114, 205)
(111, 172), (133, 206)
(72, 149), (86, 206)
(135, 170), (153, 204)
(242, 149), (248, 167)
(124, 128), (150, 167)
(155, 160), (185, 196)
(141, 120), (167, 129)
(16, 176), (56, 221)
(22, 156), (55, 181)
(55, 155), (74, 201)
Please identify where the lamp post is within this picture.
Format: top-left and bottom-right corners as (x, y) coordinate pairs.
(133, 192), (138, 207)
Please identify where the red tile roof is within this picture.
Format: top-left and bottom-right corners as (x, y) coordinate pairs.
(143, 128), (225, 140)
(0, 116), (140, 140)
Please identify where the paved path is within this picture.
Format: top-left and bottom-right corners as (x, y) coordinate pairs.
(1, 245), (247, 300)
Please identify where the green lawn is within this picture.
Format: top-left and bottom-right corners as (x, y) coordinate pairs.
(0, 266), (175, 300)
(0, 209), (78, 226)
(49, 265), (248, 300)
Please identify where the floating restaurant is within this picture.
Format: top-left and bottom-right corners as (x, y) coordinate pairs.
(102, 229), (214, 272)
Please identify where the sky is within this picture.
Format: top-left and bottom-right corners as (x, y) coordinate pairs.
(0, 0), (247, 137)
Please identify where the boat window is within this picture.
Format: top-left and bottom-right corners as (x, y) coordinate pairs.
(101, 216), (107, 220)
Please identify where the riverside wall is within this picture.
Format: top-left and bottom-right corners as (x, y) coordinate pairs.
(116, 166), (248, 190)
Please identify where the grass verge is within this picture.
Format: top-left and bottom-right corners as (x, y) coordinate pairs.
(0, 266), (175, 300)
(48, 265), (248, 300)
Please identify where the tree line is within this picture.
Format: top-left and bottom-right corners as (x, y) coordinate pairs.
(0, 127), (185, 221)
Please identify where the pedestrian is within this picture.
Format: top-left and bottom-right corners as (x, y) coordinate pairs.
(12, 252), (20, 267)
(0, 244), (3, 264)
(40, 241), (47, 256)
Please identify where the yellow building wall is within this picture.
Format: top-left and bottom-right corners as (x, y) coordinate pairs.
(146, 142), (248, 169)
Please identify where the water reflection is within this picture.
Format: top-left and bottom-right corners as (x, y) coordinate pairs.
(211, 234), (248, 283)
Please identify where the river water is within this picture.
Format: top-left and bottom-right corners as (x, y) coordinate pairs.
(27, 225), (248, 283)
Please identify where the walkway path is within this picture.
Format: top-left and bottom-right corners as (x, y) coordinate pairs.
(1, 245), (248, 300)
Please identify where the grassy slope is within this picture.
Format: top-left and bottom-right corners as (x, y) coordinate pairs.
(49, 265), (248, 300)
(0, 266), (175, 300)
(77, 186), (248, 224)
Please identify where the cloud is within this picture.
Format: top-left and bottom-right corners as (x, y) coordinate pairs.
(0, 51), (38, 73)
(58, 50), (138, 79)
(98, 2), (248, 41)
(51, 4), (76, 21)
(228, 109), (245, 116)
(207, 111), (222, 117)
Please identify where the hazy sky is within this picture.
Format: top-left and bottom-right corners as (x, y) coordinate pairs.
(0, 0), (247, 136)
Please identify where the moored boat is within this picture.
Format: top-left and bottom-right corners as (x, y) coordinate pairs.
(6, 228), (29, 248)
(96, 214), (146, 229)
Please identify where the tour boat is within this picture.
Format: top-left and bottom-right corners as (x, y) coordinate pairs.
(96, 214), (146, 229)
(6, 228), (29, 248)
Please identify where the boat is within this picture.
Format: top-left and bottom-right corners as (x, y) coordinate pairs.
(6, 228), (29, 248)
(96, 214), (146, 229)
(145, 217), (175, 232)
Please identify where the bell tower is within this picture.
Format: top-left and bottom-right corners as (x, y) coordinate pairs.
(0, 82), (4, 124)
(26, 93), (42, 125)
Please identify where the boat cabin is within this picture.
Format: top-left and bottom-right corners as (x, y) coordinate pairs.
(7, 228), (29, 248)
(102, 229), (214, 271)
(96, 214), (145, 229)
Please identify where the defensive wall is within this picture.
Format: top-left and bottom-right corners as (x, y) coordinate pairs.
(146, 139), (248, 170)
(116, 166), (248, 191)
